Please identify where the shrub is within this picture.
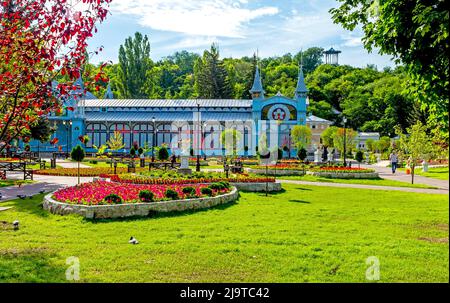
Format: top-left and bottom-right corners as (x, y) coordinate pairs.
(182, 187), (196, 197)
(138, 147), (144, 155)
(298, 148), (307, 161)
(89, 160), (98, 164)
(158, 146), (169, 161)
(130, 147), (136, 157)
(355, 150), (364, 163)
(201, 187), (214, 197)
(219, 181), (231, 189)
(209, 182), (225, 191)
(138, 190), (154, 203)
(71, 145), (86, 162)
(103, 194), (122, 204)
(165, 188), (179, 200)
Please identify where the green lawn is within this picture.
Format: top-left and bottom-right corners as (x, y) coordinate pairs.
(0, 180), (34, 188)
(277, 175), (437, 189)
(81, 161), (128, 168)
(0, 184), (448, 282)
(414, 167), (449, 181)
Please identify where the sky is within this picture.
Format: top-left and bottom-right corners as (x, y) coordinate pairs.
(87, 0), (395, 68)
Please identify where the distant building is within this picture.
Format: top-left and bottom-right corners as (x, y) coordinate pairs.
(356, 132), (381, 150)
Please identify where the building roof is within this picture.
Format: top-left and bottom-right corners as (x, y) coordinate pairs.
(85, 112), (253, 123)
(295, 66), (308, 94)
(306, 115), (332, 124)
(249, 66), (265, 95)
(84, 99), (253, 108)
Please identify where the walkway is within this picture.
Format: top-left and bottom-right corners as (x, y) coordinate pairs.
(361, 164), (449, 190)
(278, 179), (448, 195)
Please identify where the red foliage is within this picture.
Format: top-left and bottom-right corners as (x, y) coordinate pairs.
(0, 0), (111, 150)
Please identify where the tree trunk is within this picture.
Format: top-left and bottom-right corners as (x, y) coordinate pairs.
(411, 164), (415, 184)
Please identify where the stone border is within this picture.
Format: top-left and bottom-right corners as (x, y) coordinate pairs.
(247, 168), (306, 176)
(232, 182), (282, 192)
(306, 171), (379, 179)
(43, 187), (239, 219)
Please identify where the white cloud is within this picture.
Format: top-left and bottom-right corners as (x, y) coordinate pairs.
(110, 0), (279, 38)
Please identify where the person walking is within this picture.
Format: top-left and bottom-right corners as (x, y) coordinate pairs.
(389, 150), (399, 174)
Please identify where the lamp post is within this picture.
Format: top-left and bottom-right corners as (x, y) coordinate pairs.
(202, 122), (207, 161)
(288, 128), (291, 159)
(63, 120), (72, 157)
(196, 103), (201, 172)
(152, 117), (156, 162)
(343, 116), (347, 167)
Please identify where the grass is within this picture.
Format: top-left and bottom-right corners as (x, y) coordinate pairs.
(277, 175), (437, 189)
(0, 180), (34, 188)
(82, 161), (128, 168)
(412, 167), (449, 181)
(0, 184), (448, 283)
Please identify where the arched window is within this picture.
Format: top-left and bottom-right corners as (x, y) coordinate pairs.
(85, 124), (107, 148)
(132, 124), (154, 148)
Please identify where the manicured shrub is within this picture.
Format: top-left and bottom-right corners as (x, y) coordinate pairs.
(209, 182), (225, 191)
(182, 187), (196, 197)
(298, 148), (307, 161)
(138, 190), (154, 203)
(219, 181), (231, 189)
(201, 187), (214, 197)
(89, 160), (98, 164)
(130, 147), (136, 157)
(355, 150), (364, 164)
(158, 146), (169, 161)
(165, 188), (179, 200)
(138, 147), (144, 155)
(103, 194), (122, 204)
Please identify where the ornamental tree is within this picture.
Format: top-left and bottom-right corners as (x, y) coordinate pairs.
(70, 144), (85, 184)
(291, 125), (312, 151)
(0, 0), (111, 152)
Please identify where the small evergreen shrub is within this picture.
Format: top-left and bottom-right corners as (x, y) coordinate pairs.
(139, 190), (155, 203)
(165, 188), (179, 200)
(158, 146), (169, 161)
(209, 182), (225, 191)
(103, 194), (122, 204)
(201, 187), (213, 197)
(182, 187), (197, 197)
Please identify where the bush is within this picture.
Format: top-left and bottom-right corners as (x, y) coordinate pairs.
(219, 181), (231, 189)
(71, 145), (86, 162)
(165, 188), (179, 200)
(138, 147), (144, 155)
(355, 150), (364, 163)
(130, 147), (136, 157)
(201, 187), (213, 197)
(298, 148), (307, 161)
(89, 160), (98, 165)
(209, 182), (225, 191)
(103, 194), (122, 204)
(138, 190), (154, 203)
(182, 187), (197, 197)
(158, 146), (169, 161)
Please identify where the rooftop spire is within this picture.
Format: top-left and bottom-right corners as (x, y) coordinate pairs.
(249, 52), (265, 99)
(104, 82), (114, 99)
(295, 64), (308, 98)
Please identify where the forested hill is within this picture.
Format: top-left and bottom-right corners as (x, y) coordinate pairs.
(75, 33), (425, 137)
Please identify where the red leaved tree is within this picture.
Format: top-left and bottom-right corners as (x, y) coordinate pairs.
(0, 0), (111, 153)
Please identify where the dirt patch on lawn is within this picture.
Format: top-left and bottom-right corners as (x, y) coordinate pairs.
(418, 237), (448, 244)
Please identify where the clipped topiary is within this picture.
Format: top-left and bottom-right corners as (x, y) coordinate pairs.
(158, 146), (169, 161)
(165, 188), (179, 200)
(182, 187), (197, 197)
(103, 194), (122, 204)
(209, 183), (225, 191)
(139, 190), (155, 203)
(201, 187), (213, 197)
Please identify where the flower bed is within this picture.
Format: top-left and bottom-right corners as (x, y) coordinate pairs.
(248, 164), (306, 176)
(52, 181), (230, 205)
(104, 174), (276, 185)
(33, 167), (147, 177)
(307, 167), (378, 179)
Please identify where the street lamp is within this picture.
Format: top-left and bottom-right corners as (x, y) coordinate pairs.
(343, 116), (347, 167)
(288, 128), (291, 159)
(202, 122), (207, 161)
(62, 120), (72, 157)
(196, 103), (201, 172)
(152, 117), (156, 162)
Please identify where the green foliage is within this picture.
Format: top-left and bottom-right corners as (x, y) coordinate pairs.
(139, 190), (155, 203)
(29, 117), (55, 143)
(297, 148), (308, 161)
(157, 145), (169, 161)
(117, 32), (152, 98)
(130, 147), (136, 157)
(321, 126), (338, 148)
(107, 131), (125, 152)
(182, 187), (197, 197)
(209, 182), (225, 191)
(165, 189), (179, 200)
(333, 128), (357, 155)
(70, 145), (85, 162)
(291, 125), (312, 150)
(355, 150), (364, 163)
(103, 194), (122, 205)
(221, 129), (242, 157)
(330, 0), (449, 132)
(201, 187), (214, 197)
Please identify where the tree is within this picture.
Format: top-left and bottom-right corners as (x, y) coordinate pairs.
(377, 136), (391, 154)
(330, 0), (449, 132)
(117, 32), (152, 98)
(158, 145), (169, 161)
(396, 122), (434, 184)
(294, 47), (324, 75)
(0, 0), (111, 153)
(291, 125), (312, 151)
(366, 138), (376, 152)
(321, 126), (339, 148)
(71, 145), (85, 185)
(194, 44), (233, 99)
(106, 131), (125, 153)
(333, 128), (357, 157)
(297, 148), (308, 162)
(29, 117), (55, 143)
(355, 150), (364, 168)
(221, 129), (242, 159)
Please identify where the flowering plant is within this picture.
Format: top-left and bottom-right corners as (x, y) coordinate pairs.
(310, 167), (375, 173)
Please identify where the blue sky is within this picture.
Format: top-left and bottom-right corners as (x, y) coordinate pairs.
(88, 0), (395, 68)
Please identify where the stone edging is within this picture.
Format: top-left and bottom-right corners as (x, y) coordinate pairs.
(306, 171), (379, 179)
(247, 168), (306, 176)
(43, 187), (239, 219)
(232, 182), (282, 192)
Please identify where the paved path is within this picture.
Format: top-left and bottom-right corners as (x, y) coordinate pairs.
(361, 164), (449, 190)
(0, 173), (94, 202)
(55, 160), (91, 169)
(278, 179), (448, 195)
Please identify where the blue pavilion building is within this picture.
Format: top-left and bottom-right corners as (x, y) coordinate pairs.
(25, 66), (332, 157)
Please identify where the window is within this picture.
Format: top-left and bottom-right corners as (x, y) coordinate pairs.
(86, 124), (107, 148)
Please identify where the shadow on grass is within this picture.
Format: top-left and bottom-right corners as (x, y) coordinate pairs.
(87, 199), (240, 224)
(289, 199), (311, 204)
(1, 194), (50, 218)
(294, 187), (313, 191)
(0, 248), (67, 282)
